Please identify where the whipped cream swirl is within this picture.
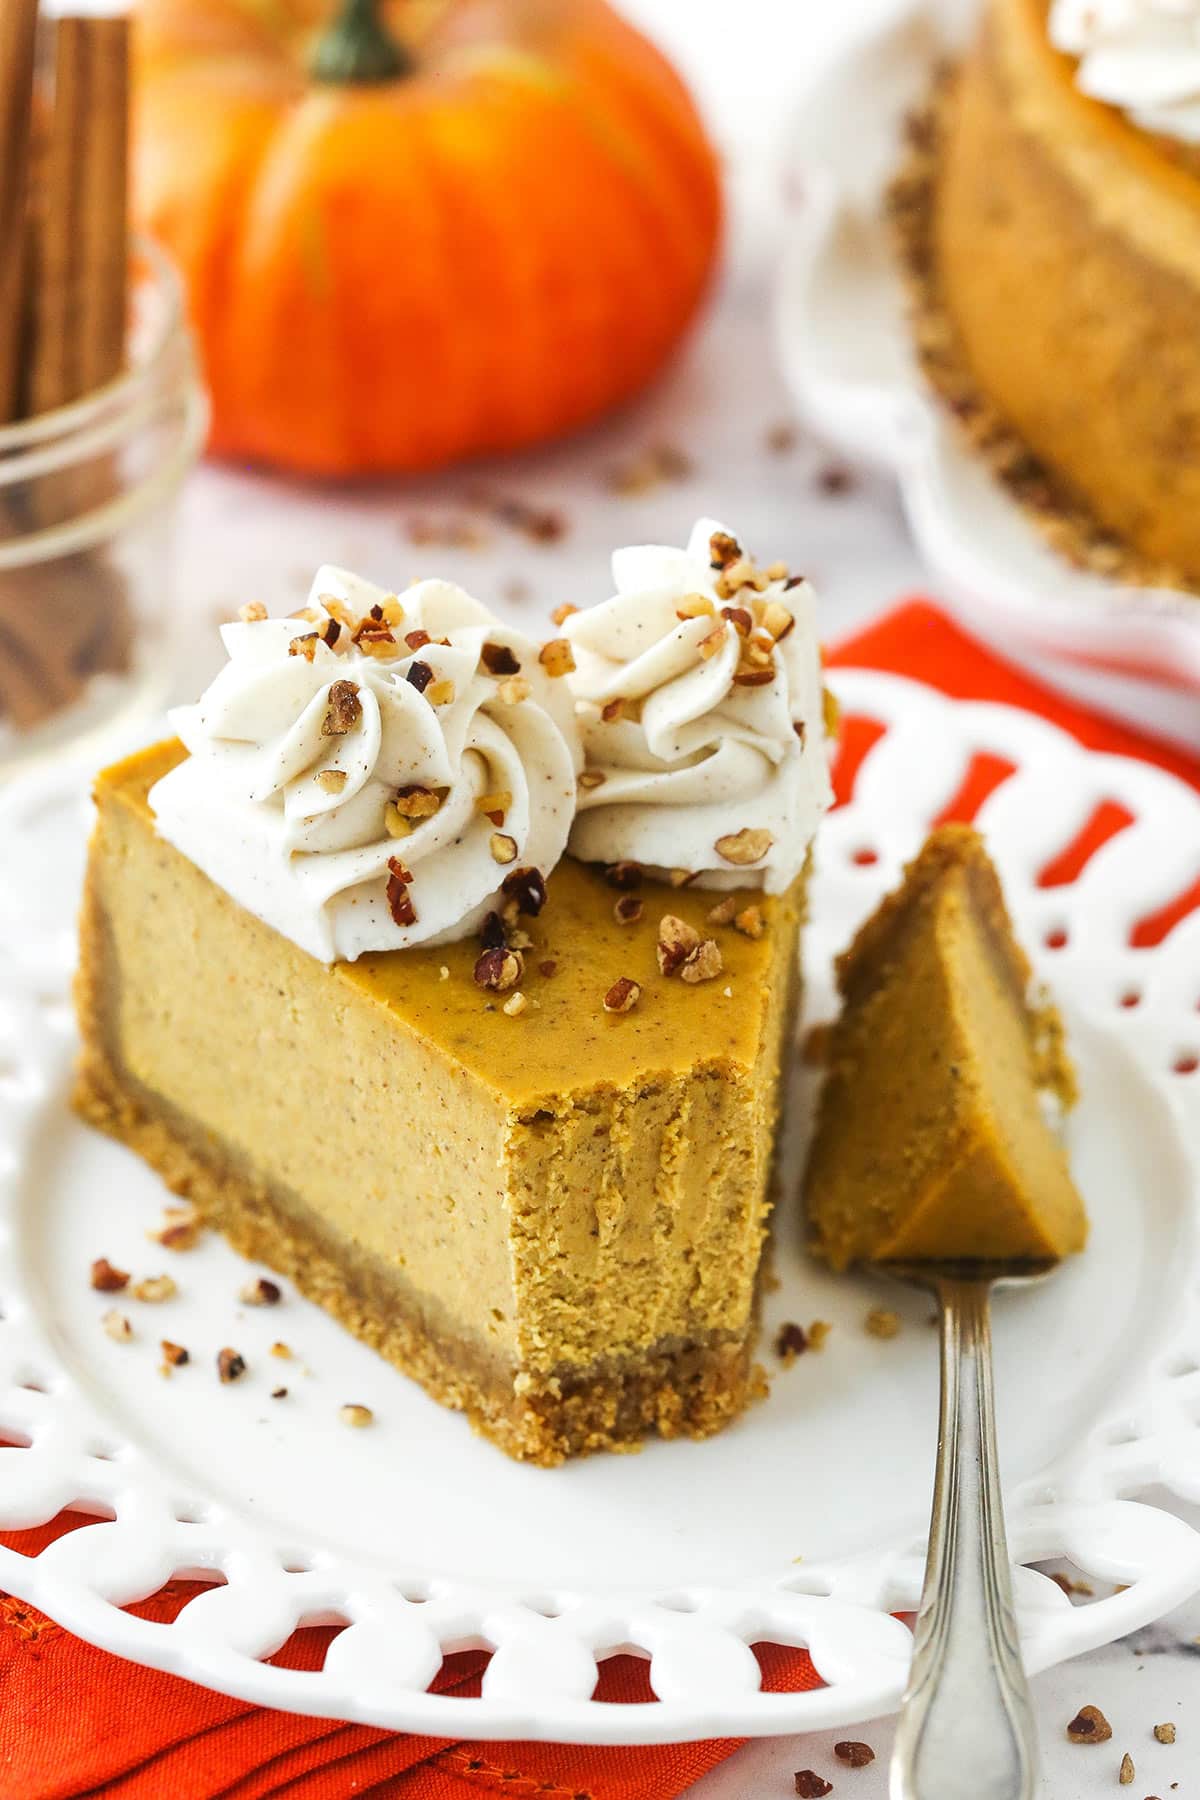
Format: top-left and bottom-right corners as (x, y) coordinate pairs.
(150, 567), (581, 962)
(1050, 0), (1200, 142)
(562, 519), (832, 891)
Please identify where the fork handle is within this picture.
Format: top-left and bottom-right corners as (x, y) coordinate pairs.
(889, 1277), (1038, 1800)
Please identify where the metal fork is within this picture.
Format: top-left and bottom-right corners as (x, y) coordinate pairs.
(883, 1259), (1059, 1800)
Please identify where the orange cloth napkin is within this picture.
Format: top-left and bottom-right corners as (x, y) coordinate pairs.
(2, 601), (1198, 1800)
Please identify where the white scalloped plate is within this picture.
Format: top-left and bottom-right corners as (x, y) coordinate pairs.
(775, 0), (1200, 751)
(1, 670), (1199, 1743)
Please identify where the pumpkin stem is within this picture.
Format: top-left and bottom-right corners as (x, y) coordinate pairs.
(310, 0), (412, 84)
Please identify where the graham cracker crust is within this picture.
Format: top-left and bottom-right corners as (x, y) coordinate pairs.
(887, 69), (1196, 599)
(72, 879), (766, 1468)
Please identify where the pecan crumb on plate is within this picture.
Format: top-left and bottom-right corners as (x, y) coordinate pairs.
(131, 1274), (177, 1304)
(834, 1741), (875, 1767)
(90, 1257), (128, 1292)
(793, 1774), (832, 1799)
(240, 1277), (282, 1307)
(1066, 1705), (1113, 1744)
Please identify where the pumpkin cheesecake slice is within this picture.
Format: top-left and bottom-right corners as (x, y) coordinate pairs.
(75, 529), (833, 1463)
(805, 826), (1086, 1270)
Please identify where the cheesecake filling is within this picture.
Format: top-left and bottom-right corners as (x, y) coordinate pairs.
(1050, 0), (1200, 142)
(149, 566), (582, 962)
(562, 518), (832, 890)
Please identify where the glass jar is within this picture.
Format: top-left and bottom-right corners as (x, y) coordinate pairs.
(0, 236), (207, 775)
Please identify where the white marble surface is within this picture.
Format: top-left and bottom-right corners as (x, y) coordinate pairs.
(153, 3), (1200, 1792)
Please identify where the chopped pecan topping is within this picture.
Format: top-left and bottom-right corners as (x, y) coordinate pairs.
(385, 857), (417, 928)
(808, 1320), (832, 1351)
(720, 605), (753, 636)
(715, 827), (773, 866)
(1153, 1722), (1176, 1744)
(102, 1308), (133, 1342)
(715, 557), (768, 599)
(426, 678), (455, 706)
(834, 1742), (875, 1768)
(238, 601), (268, 623)
(217, 1347), (246, 1384)
(679, 937), (723, 984)
(697, 622), (728, 660)
(765, 559), (790, 582)
(287, 631), (321, 661)
(160, 1339), (189, 1369)
(760, 599), (795, 641)
(601, 697), (627, 722)
(734, 905), (765, 940)
(793, 720), (807, 747)
(732, 665), (775, 687)
(339, 1403), (374, 1427)
(501, 990), (528, 1017)
(319, 617), (342, 649)
(132, 1274), (177, 1304)
(476, 789), (512, 824)
(319, 596), (355, 629)
(490, 833), (519, 865)
(497, 674), (531, 705)
(384, 804), (413, 839)
(404, 628), (431, 650)
(270, 1341), (293, 1359)
(482, 641), (521, 676)
(479, 911), (507, 950)
(90, 1257), (129, 1293)
(316, 769), (347, 794)
(322, 679), (363, 736)
(393, 786), (443, 820)
(613, 895), (643, 926)
(578, 770), (606, 790)
(675, 593), (716, 621)
(356, 628), (399, 658)
(538, 638), (575, 678)
(1118, 1751), (1134, 1784)
(706, 896), (737, 926)
(501, 866), (547, 916)
(240, 1277), (282, 1306)
(550, 602), (578, 626)
(775, 1321), (808, 1363)
(709, 529), (742, 570)
(604, 977), (641, 1014)
(406, 660), (434, 693)
(605, 861), (643, 889)
(668, 868), (699, 888)
(865, 1306), (901, 1339)
(656, 914), (700, 975)
(271, 1386), (288, 1399)
(1066, 1706), (1112, 1744)
(377, 596), (405, 626)
(474, 946), (524, 992)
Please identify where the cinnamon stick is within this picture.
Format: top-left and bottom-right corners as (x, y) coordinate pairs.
(29, 12), (129, 415)
(0, 0), (39, 423)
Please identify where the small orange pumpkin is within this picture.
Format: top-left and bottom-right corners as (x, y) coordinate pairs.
(134, 0), (722, 477)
